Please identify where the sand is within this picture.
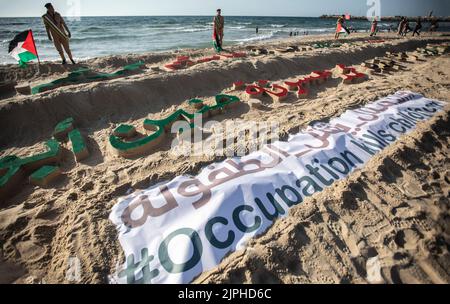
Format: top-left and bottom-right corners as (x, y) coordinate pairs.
(0, 32), (449, 284)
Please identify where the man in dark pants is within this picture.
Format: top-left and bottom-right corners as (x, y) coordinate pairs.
(412, 17), (422, 37)
(429, 18), (439, 35)
(43, 3), (76, 64)
(213, 9), (224, 52)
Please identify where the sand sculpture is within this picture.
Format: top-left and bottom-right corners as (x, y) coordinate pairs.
(109, 94), (241, 158)
(164, 53), (246, 71)
(30, 62), (145, 94)
(110, 65), (368, 159)
(11, 46), (447, 197)
(0, 118), (89, 200)
(240, 65), (363, 100)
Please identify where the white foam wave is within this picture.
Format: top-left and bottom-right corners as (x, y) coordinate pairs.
(233, 32), (275, 43)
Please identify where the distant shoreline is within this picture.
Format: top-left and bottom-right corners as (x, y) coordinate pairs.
(320, 15), (450, 22)
(3, 15), (447, 19)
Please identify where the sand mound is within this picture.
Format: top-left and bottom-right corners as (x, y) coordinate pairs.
(0, 35), (447, 149)
(0, 33), (449, 284)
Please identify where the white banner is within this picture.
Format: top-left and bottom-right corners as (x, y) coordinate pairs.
(109, 91), (445, 284)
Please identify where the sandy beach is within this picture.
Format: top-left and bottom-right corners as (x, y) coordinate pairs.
(0, 32), (449, 284)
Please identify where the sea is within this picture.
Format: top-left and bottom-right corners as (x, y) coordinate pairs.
(1, 16), (448, 64)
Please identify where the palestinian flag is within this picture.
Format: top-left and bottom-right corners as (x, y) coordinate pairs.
(336, 22), (350, 35)
(8, 30), (39, 67)
(213, 28), (222, 52)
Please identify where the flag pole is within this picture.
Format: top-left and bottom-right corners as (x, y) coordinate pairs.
(29, 29), (41, 75)
(30, 29), (41, 65)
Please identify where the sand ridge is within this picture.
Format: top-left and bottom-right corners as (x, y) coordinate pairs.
(0, 33), (449, 284)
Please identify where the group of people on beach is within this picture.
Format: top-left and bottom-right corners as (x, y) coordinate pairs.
(336, 15), (440, 39)
(397, 17), (418, 36)
(397, 17), (439, 37)
(290, 31), (308, 37)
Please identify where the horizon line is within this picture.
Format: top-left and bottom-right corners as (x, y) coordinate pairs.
(1, 14), (448, 18)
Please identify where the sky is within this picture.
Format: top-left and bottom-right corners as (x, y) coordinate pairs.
(1, 0), (449, 17)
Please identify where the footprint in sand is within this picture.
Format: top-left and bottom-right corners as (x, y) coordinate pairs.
(398, 179), (428, 199)
(391, 202), (422, 219)
(394, 228), (423, 251)
(338, 220), (361, 257)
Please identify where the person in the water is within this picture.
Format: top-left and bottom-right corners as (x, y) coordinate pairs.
(43, 3), (75, 65)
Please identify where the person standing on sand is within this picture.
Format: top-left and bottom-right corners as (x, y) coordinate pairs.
(429, 18), (439, 35)
(335, 15), (350, 39)
(397, 17), (406, 36)
(402, 18), (411, 36)
(335, 15), (344, 39)
(43, 3), (76, 65)
(213, 9), (224, 52)
(370, 18), (378, 37)
(412, 17), (422, 37)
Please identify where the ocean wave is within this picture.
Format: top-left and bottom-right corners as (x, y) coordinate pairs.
(30, 26), (212, 44)
(79, 26), (106, 33)
(153, 26), (210, 33)
(34, 34), (149, 43)
(233, 32), (275, 43)
(177, 27), (210, 33)
(175, 26), (211, 33)
(270, 24), (285, 28)
(308, 27), (335, 32)
(2, 22), (27, 26)
(38, 28), (210, 43)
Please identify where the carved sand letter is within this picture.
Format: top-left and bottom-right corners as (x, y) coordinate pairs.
(69, 129), (89, 162)
(29, 165), (62, 187)
(336, 64), (368, 84)
(0, 139), (62, 200)
(109, 95), (241, 158)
